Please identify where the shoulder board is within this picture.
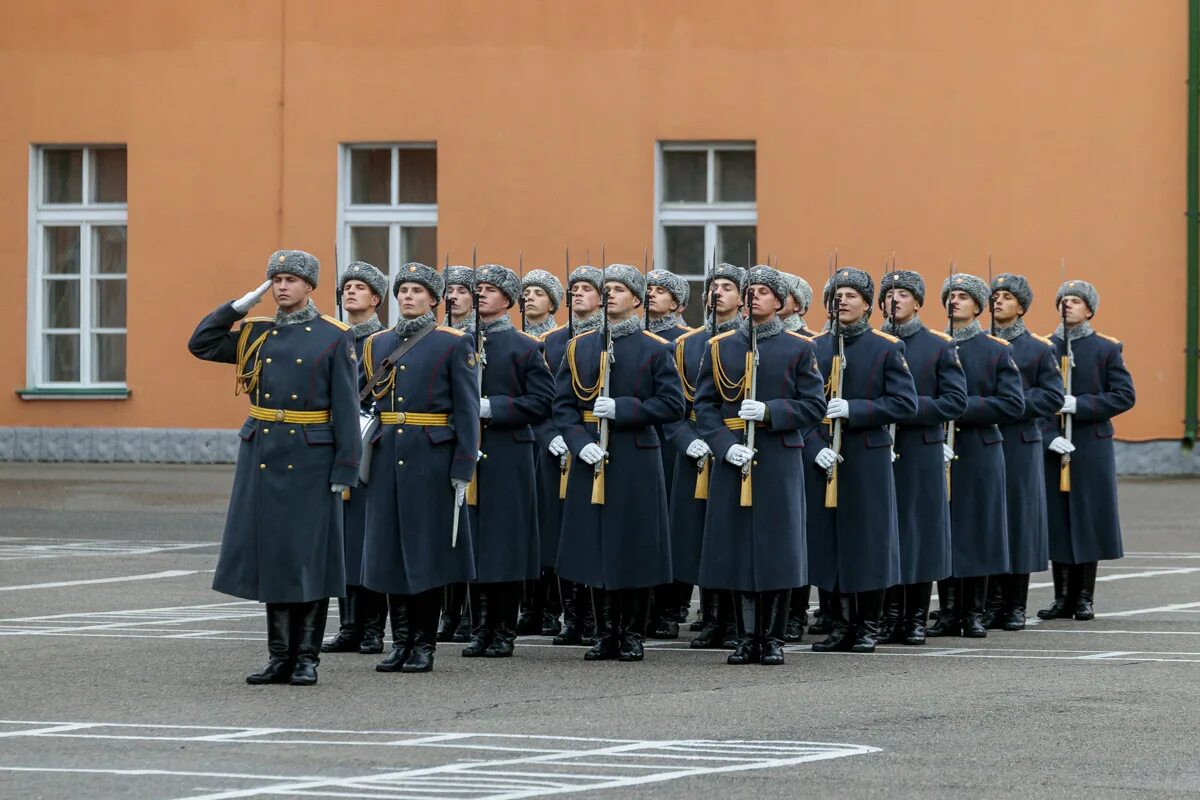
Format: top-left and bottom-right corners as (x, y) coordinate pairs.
(986, 334), (1011, 346)
(1097, 333), (1121, 344)
(811, 329), (829, 338)
(518, 330), (541, 342)
(572, 329), (598, 340)
(1031, 333), (1054, 347)
(871, 329), (900, 344)
(243, 316), (273, 324)
(927, 329), (953, 341)
(537, 329), (555, 341)
(711, 329), (739, 343)
(642, 330), (670, 344)
(437, 325), (467, 337)
(320, 314), (351, 331)
(786, 331), (814, 342)
(677, 327), (707, 343)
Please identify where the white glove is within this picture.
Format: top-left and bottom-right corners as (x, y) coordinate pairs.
(826, 398), (850, 420)
(1048, 436), (1076, 455)
(686, 439), (711, 459)
(815, 448), (841, 470)
(943, 444), (955, 464)
(331, 483), (349, 494)
(548, 435), (569, 457)
(738, 399), (767, 422)
(451, 478), (469, 506)
(579, 443), (607, 465)
(1061, 395), (1077, 415)
(479, 398), (492, 419)
(724, 444), (754, 467)
(593, 396), (616, 420)
(232, 280), (272, 314)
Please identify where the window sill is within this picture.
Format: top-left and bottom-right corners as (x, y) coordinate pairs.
(17, 387), (131, 401)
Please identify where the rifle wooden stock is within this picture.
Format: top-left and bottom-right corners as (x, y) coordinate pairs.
(591, 354), (611, 506)
(823, 342), (844, 509)
(1060, 353), (1073, 492)
(591, 459), (606, 504)
(694, 455), (710, 500)
(740, 350), (757, 508)
(558, 454), (570, 499)
(945, 422), (955, 499)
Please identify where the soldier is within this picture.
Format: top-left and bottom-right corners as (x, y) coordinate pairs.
(693, 266), (826, 665)
(927, 273), (1024, 638)
(187, 250), (360, 685)
(462, 265), (555, 658)
(1037, 280), (1135, 621)
(522, 269), (564, 337)
(666, 264), (746, 650)
(553, 264), (685, 661)
(878, 269), (967, 645)
(541, 265), (605, 646)
(986, 274), (1064, 630)
(321, 261), (390, 656)
(805, 267), (917, 654)
(360, 263), (480, 673)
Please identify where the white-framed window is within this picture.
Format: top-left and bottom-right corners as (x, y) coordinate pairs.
(337, 143), (437, 327)
(25, 145), (128, 393)
(654, 142), (757, 327)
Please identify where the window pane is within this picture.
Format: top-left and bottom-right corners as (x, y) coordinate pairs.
(682, 278), (706, 328)
(94, 226), (127, 274)
(44, 334), (80, 382)
(91, 148), (128, 203)
(715, 150), (755, 202)
(350, 226), (389, 267)
(43, 149), (83, 204)
(397, 148), (437, 203)
(718, 225), (756, 267)
(95, 279), (127, 328)
(402, 226), (437, 266)
(662, 150), (707, 202)
(93, 333), (126, 382)
(45, 279), (80, 328)
(350, 148), (391, 204)
(45, 227), (81, 274)
(664, 226), (705, 277)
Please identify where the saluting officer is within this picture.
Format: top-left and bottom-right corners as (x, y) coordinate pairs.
(694, 266), (827, 666)
(986, 273), (1064, 630)
(927, 273), (1024, 639)
(805, 267), (918, 654)
(188, 250), (360, 686)
(360, 263), (480, 673)
(553, 264), (685, 662)
(462, 265), (555, 658)
(1038, 280), (1135, 621)
(321, 261), (390, 656)
(878, 269), (967, 645)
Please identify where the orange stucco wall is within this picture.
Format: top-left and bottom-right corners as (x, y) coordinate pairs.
(0, 1), (1189, 439)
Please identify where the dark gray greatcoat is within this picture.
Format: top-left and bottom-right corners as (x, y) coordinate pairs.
(653, 322), (692, 496)
(694, 328), (827, 592)
(1041, 330), (1135, 564)
(663, 328), (714, 585)
(360, 323), (481, 595)
(188, 302), (360, 603)
(532, 325), (573, 567)
(803, 328), (918, 593)
(553, 328), (685, 590)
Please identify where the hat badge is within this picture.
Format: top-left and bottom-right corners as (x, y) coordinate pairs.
(409, 265), (418, 273)
(350, 265), (358, 272)
(278, 255), (287, 263)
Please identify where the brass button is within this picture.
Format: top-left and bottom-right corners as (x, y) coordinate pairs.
(274, 410), (285, 422)
(271, 330), (277, 336)
(263, 428), (270, 434)
(481, 453), (488, 460)
(265, 358), (272, 364)
(398, 460), (405, 466)
(287, 465), (293, 471)
(291, 394), (298, 400)
(264, 393), (271, 399)
(397, 396), (404, 402)
(305, 326), (312, 332)
(396, 428), (404, 435)
(259, 463), (266, 469)
(289, 429), (296, 435)
(399, 365), (406, 371)
(295, 358), (303, 365)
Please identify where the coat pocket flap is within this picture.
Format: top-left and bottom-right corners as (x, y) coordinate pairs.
(634, 428), (661, 449)
(1021, 428), (1043, 443)
(427, 426), (456, 445)
(1094, 420), (1115, 438)
(981, 426), (1004, 445)
(512, 426), (536, 443)
(303, 425), (335, 445)
(922, 426), (946, 444)
(781, 430), (804, 448)
(864, 429), (892, 449)
(239, 419), (257, 441)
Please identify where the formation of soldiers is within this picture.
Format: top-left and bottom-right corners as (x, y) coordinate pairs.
(188, 248), (1136, 683)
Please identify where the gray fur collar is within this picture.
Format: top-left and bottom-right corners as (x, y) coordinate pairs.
(993, 318), (1027, 342)
(350, 314), (383, 340)
(1055, 321), (1094, 342)
(572, 311), (603, 334)
(841, 317), (872, 340)
(450, 317), (474, 334)
(738, 316), (785, 340)
(395, 311), (437, 337)
(481, 316), (514, 335)
(782, 314), (803, 332)
(950, 320), (983, 342)
(526, 318), (557, 337)
(274, 300), (319, 326)
(882, 316), (925, 340)
(610, 314), (644, 340)
(648, 313), (685, 334)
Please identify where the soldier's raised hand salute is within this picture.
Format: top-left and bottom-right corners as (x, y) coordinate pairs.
(232, 279), (272, 314)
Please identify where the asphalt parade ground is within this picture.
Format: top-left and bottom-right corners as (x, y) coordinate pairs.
(0, 464), (1198, 799)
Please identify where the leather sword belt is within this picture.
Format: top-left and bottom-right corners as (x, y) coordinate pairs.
(379, 411), (450, 426)
(724, 417), (746, 432)
(248, 405), (331, 424)
(582, 411), (600, 424)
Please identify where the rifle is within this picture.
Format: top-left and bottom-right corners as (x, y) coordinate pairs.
(565, 247), (574, 340)
(988, 253), (996, 336)
(442, 252), (451, 326)
(1059, 257), (1074, 492)
(466, 245), (484, 507)
(740, 281), (759, 507)
(824, 251), (846, 508)
(643, 248), (650, 330)
(694, 251), (718, 499)
(334, 237), (344, 322)
(591, 261), (613, 505)
(945, 258), (958, 500)
(886, 254), (899, 462)
(518, 251), (527, 332)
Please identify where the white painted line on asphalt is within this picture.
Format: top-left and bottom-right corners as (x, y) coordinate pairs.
(0, 723), (95, 738)
(1022, 628), (1200, 635)
(1073, 651), (1141, 660)
(0, 570), (198, 592)
(0, 538), (218, 561)
(0, 766), (325, 781)
(1029, 567), (1200, 590)
(1097, 601), (1200, 617)
(1124, 552), (1200, 559)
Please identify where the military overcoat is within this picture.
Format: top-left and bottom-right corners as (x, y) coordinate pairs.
(531, 325), (573, 567)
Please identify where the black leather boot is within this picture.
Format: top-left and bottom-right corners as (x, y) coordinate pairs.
(760, 590), (789, 665)
(691, 588), (715, 631)
(1074, 562), (1098, 621)
(579, 587), (598, 645)
(851, 590), (884, 653)
(982, 575), (1006, 630)
(247, 603), (294, 684)
(1037, 562), (1075, 620)
(402, 588), (439, 672)
(584, 588), (619, 660)
(960, 577), (988, 638)
(541, 571), (564, 636)
(321, 591), (360, 653)
(358, 588), (387, 654)
(1003, 574), (1030, 630)
(877, 585), (904, 644)
(812, 591), (854, 652)
(462, 584), (492, 657)
(727, 591), (760, 665)
(516, 578), (541, 636)
(438, 583), (469, 642)
(618, 588), (650, 662)
(289, 599), (329, 685)
(672, 581), (693, 623)
(650, 584), (680, 639)
(926, 580), (961, 637)
(553, 580), (584, 645)
(808, 588), (834, 635)
(784, 585), (808, 642)
(691, 589), (732, 648)
(484, 582), (518, 658)
(903, 582), (931, 645)
(376, 594), (412, 672)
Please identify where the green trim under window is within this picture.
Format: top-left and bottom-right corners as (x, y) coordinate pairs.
(17, 387), (131, 400)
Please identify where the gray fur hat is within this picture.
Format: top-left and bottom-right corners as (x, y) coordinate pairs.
(992, 273), (1033, 312)
(443, 265), (476, 291)
(266, 249), (320, 288)
(747, 265), (789, 306)
(602, 264), (647, 305)
(823, 267), (876, 310)
(476, 264), (521, 308)
(708, 262), (747, 291)
(647, 269), (690, 309)
(522, 269), (565, 312)
(339, 260), (388, 299)
(1056, 279), (1099, 315)
(879, 269), (926, 308)
(568, 265), (603, 295)
(941, 272), (990, 316)
(393, 261), (444, 301)
(788, 274), (813, 312)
